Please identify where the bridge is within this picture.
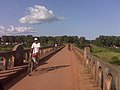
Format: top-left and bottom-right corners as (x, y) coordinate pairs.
(0, 44), (119, 90)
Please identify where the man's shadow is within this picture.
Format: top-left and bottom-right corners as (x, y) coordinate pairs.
(32, 65), (70, 76)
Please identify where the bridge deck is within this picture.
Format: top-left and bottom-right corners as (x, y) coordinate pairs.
(8, 47), (99, 90)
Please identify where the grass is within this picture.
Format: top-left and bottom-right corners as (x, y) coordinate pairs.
(91, 45), (120, 65)
(0, 45), (13, 52)
(0, 48), (12, 52)
(0, 44), (31, 52)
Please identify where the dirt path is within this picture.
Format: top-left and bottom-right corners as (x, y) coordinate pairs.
(9, 46), (86, 90)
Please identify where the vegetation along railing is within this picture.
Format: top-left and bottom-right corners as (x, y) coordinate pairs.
(73, 45), (120, 90)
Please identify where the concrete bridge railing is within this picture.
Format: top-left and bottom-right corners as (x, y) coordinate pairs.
(0, 44), (59, 70)
(73, 45), (120, 90)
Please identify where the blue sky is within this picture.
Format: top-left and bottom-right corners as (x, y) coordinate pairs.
(0, 0), (120, 39)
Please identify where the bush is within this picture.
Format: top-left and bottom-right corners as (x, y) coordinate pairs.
(108, 47), (120, 53)
(4, 48), (11, 51)
(109, 56), (120, 65)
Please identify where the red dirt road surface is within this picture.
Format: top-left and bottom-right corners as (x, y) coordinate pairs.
(8, 46), (97, 90)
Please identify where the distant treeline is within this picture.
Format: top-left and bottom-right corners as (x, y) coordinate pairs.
(0, 35), (89, 48)
(1, 35), (119, 48)
(91, 35), (120, 47)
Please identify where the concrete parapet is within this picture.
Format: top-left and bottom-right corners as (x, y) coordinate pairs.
(0, 44), (56, 71)
(73, 45), (120, 90)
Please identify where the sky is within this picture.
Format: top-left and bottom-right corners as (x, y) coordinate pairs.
(0, 0), (120, 40)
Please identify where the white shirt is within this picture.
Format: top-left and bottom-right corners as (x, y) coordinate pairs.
(31, 42), (41, 54)
(55, 44), (57, 47)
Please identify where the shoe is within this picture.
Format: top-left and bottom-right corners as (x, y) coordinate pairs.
(28, 73), (32, 76)
(35, 68), (38, 71)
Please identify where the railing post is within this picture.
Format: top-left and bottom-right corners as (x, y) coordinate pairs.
(12, 44), (25, 66)
(84, 45), (91, 67)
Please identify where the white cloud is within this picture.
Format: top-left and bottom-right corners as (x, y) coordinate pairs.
(0, 25), (36, 36)
(0, 26), (5, 30)
(19, 5), (63, 24)
(0, 26), (5, 36)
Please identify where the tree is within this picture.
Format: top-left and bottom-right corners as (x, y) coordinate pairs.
(2, 36), (9, 44)
(9, 36), (15, 44)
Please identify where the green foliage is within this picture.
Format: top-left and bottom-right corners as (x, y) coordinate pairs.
(92, 35), (120, 47)
(0, 35), (82, 52)
(92, 45), (120, 65)
(47, 40), (55, 46)
(0, 44), (14, 52)
(77, 37), (90, 49)
(109, 56), (120, 65)
(107, 47), (120, 53)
